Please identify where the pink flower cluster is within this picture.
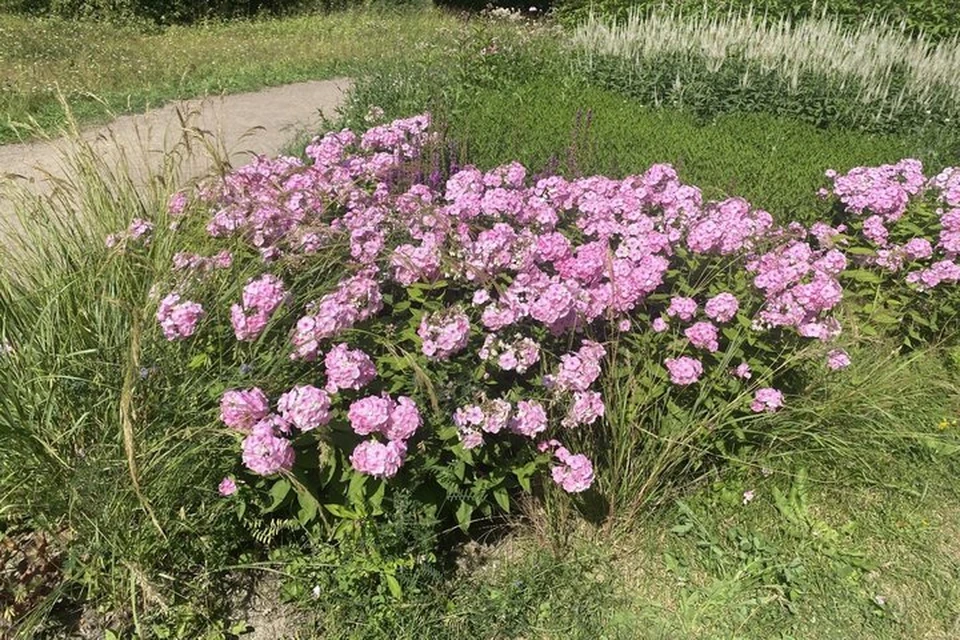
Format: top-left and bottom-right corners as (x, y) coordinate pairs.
(218, 477), (237, 496)
(822, 162), (960, 293)
(704, 292), (740, 323)
(173, 250), (233, 273)
(348, 394), (421, 441)
(418, 307), (471, 360)
(348, 394), (421, 478)
(324, 343), (376, 394)
(220, 387), (270, 432)
(242, 417), (295, 476)
(540, 440), (594, 493)
(231, 274), (289, 341)
(479, 333), (541, 373)
(349, 440), (407, 480)
(826, 160), (924, 222)
(168, 191), (188, 216)
(685, 321), (720, 353)
(106, 218), (154, 249)
(826, 348), (851, 370)
(747, 241), (845, 338)
(666, 296), (698, 321)
(451, 397), (551, 446)
(544, 340), (606, 392)
(220, 385), (334, 475)
(156, 293), (204, 341)
(184, 115), (960, 516)
(751, 387), (784, 413)
(511, 400), (549, 438)
(277, 385), (332, 431)
(291, 268), (382, 361)
(453, 397), (513, 448)
(686, 197), (773, 255)
(665, 356), (704, 385)
(733, 362), (752, 379)
(564, 390), (605, 428)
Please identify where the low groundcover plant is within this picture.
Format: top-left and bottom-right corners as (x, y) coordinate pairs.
(105, 113), (960, 535)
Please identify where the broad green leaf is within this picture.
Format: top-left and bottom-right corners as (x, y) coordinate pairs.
(844, 269), (883, 283)
(368, 478), (386, 512)
(348, 472), (368, 508)
(297, 488), (319, 524)
(264, 478), (291, 513)
(493, 486), (510, 512)
(514, 461), (538, 493)
(187, 352), (209, 370)
(384, 573), (403, 599)
(456, 501), (474, 532)
(324, 503), (359, 520)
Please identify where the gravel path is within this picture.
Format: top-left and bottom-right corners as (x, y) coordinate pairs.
(0, 78), (352, 225)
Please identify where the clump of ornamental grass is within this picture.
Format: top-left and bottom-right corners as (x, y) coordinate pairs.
(0, 115), (250, 636)
(764, 338), (960, 477)
(571, 8), (960, 137)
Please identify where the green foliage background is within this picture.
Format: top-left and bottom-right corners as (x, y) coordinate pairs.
(0, 0), (393, 23)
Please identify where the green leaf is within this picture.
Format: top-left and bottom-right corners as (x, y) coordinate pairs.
(844, 269), (883, 284)
(437, 426), (459, 441)
(229, 620), (251, 635)
(368, 479), (387, 512)
(187, 352), (209, 370)
(324, 503), (359, 520)
(493, 487), (510, 512)
(384, 573), (403, 599)
(296, 488), (319, 524)
(347, 472), (368, 508)
(264, 478), (291, 513)
(514, 461), (538, 493)
(455, 501), (474, 532)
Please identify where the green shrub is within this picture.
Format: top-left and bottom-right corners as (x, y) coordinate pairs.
(433, 0), (553, 10)
(0, 0), (374, 23)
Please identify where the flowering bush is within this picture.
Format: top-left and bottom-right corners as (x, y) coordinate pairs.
(819, 161), (960, 346)
(125, 114), (960, 534)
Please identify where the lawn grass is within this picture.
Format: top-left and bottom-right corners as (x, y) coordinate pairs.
(617, 444), (960, 638)
(472, 346), (960, 640)
(0, 6), (465, 143)
(444, 78), (955, 221)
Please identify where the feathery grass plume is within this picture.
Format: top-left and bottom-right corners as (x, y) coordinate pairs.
(571, 7), (960, 135)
